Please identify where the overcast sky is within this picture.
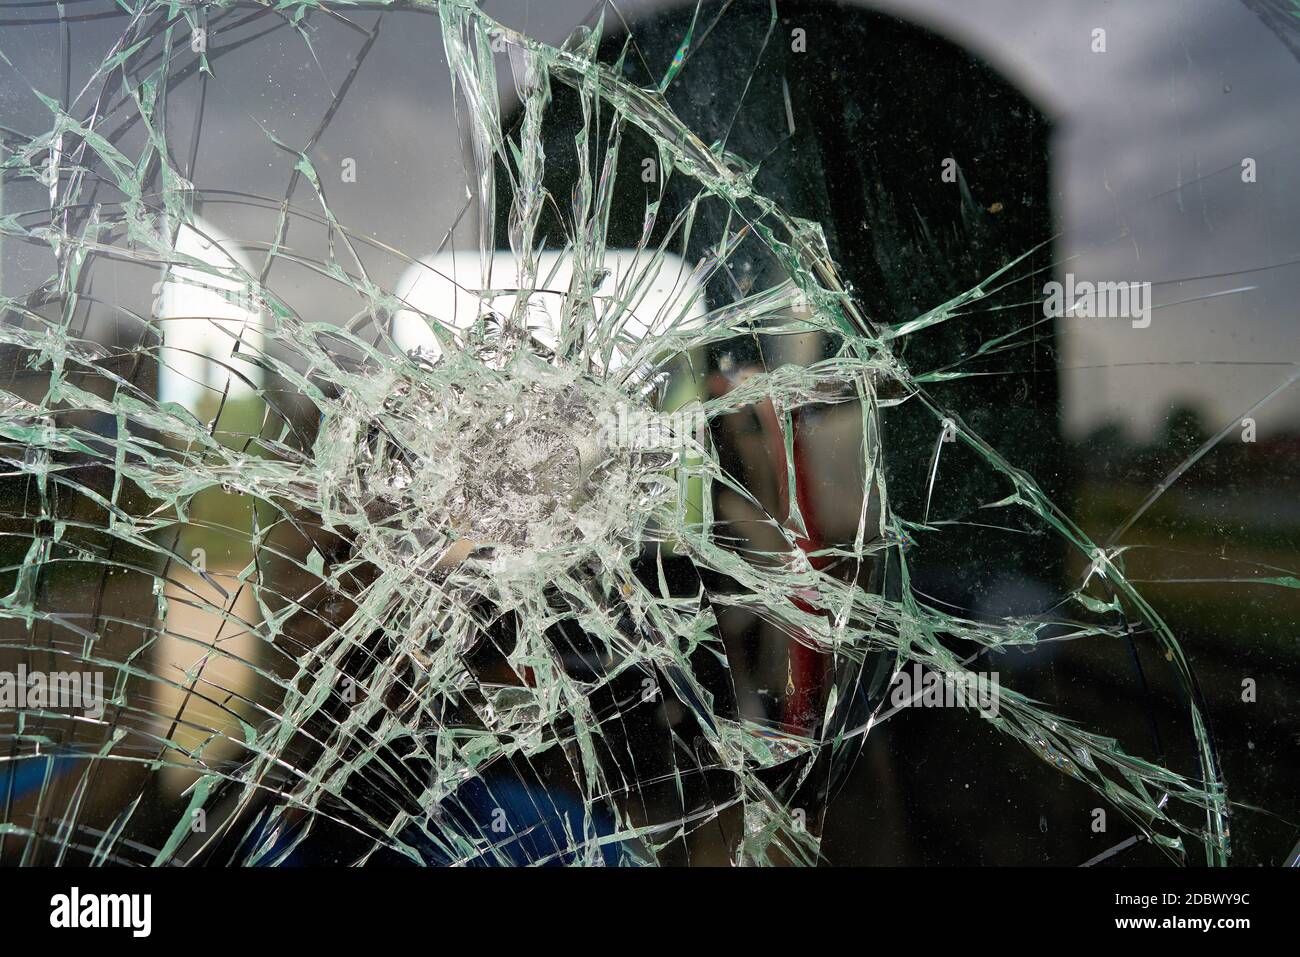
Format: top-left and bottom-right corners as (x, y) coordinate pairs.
(2, 0), (1297, 439)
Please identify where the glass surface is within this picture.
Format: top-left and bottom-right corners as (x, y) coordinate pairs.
(0, 0), (1296, 868)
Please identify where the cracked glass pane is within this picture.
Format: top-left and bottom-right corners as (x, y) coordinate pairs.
(0, 0), (1295, 872)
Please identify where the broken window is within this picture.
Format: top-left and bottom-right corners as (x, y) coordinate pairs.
(0, 0), (1295, 869)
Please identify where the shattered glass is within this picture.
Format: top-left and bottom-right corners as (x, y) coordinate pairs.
(0, 0), (1295, 867)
